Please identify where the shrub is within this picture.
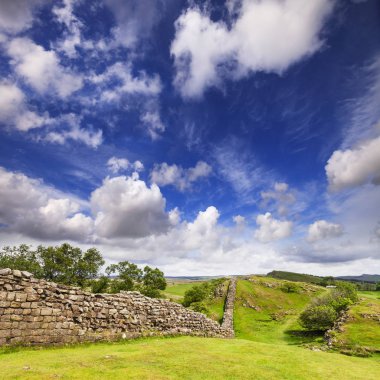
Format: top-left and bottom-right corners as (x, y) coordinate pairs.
(91, 276), (110, 293)
(299, 305), (337, 331)
(183, 284), (210, 307)
(280, 282), (299, 293)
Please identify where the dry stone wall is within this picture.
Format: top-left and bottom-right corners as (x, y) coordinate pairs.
(0, 269), (233, 346)
(221, 278), (236, 334)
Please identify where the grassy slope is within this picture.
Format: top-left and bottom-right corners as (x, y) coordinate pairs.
(163, 282), (203, 301)
(333, 292), (380, 352)
(1, 336), (379, 380)
(234, 277), (324, 345)
(163, 279), (228, 323)
(267, 271), (323, 284)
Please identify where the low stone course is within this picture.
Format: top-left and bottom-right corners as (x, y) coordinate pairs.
(0, 269), (234, 346)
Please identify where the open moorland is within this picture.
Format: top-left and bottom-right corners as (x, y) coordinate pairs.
(0, 273), (379, 380)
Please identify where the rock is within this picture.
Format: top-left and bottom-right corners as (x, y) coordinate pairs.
(0, 268), (12, 276)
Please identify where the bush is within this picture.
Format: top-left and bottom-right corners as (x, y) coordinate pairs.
(183, 284), (210, 307)
(280, 282), (299, 293)
(299, 305), (337, 331)
(91, 276), (110, 293)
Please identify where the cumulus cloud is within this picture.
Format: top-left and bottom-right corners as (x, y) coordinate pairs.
(6, 37), (83, 97)
(107, 157), (144, 174)
(91, 173), (171, 238)
(0, 0), (42, 34)
(0, 82), (51, 131)
(150, 161), (212, 191)
(0, 167), (93, 241)
(307, 220), (343, 242)
(171, 0), (334, 98)
(233, 215), (245, 225)
(326, 135), (380, 191)
(45, 114), (103, 148)
(261, 182), (296, 216)
(254, 212), (292, 243)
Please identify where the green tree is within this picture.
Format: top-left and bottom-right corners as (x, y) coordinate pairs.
(376, 282), (380, 291)
(37, 244), (104, 287)
(299, 305), (337, 331)
(0, 244), (42, 276)
(140, 266), (166, 297)
(280, 282), (299, 293)
(91, 276), (110, 293)
(106, 261), (143, 292)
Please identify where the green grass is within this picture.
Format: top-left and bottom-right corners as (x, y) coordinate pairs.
(333, 294), (380, 353)
(357, 291), (380, 300)
(234, 278), (325, 345)
(267, 271), (323, 284)
(0, 336), (379, 380)
(162, 281), (204, 302)
(163, 279), (228, 323)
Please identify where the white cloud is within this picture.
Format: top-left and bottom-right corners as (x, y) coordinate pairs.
(52, 0), (82, 58)
(0, 167), (93, 241)
(107, 157), (144, 174)
(104, 0), (163, 48)
(0, 0), (42, 34)
(233, 215), (245, 225)
(140, 110), (165, 140)
(254, 212), (292, 243)
(261, 182), (296, 216)
(171, 0), (334, 98)
(326, 135), (380, 191)
(150, 161), (212, 191)
(307, 220), (343, 242)
(45, 114), (103, 148)
(90, 62), (161, 102)
(7, 37), (83, 97)
(0, 82), (51, 131)
(91, 173), (171, 239)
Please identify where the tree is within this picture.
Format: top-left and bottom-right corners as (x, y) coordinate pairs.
(280, 282), (299, 293)
(140, 266), (166, 297)
(105, 261), (166, 298)
(37, 244), (104, 287)
(106, 261), (143, 292)
(376, 282), (380, 291)
(299, 305), (337, 331)
(0, 244), (42, 276)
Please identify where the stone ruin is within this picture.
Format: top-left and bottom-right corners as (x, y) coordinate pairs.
(0, 268), (235, 346)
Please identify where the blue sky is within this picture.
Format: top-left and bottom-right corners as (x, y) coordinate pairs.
(0, 0), (379, 276)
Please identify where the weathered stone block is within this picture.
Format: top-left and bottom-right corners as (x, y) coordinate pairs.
(40, 308), (52, 316)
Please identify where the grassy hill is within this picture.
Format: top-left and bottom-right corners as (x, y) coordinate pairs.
(1, 276), (379, 379)
(163, 278), (229, 323)
(336, 275), (380, 283)
(234, 276), (325, 345)
(267, 270), (324, 284)
(330, 291), (380, 356)
(1, 336), (379, 380)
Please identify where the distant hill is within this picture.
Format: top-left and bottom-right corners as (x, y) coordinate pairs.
(266, 270), (323, 284)
(267, 270), (380, 285)
(335, 274), (380, 283)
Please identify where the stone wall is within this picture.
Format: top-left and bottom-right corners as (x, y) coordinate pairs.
(221, 278), (236, 334)
(0, 268), (233, 346)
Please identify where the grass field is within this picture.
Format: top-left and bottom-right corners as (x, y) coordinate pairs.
(332, 291), (380, 353)
(0, 336), (379, 380)
(163, 282), (203, 301)
(234, 277), (324, 345)
(163, 279), (228, 323)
